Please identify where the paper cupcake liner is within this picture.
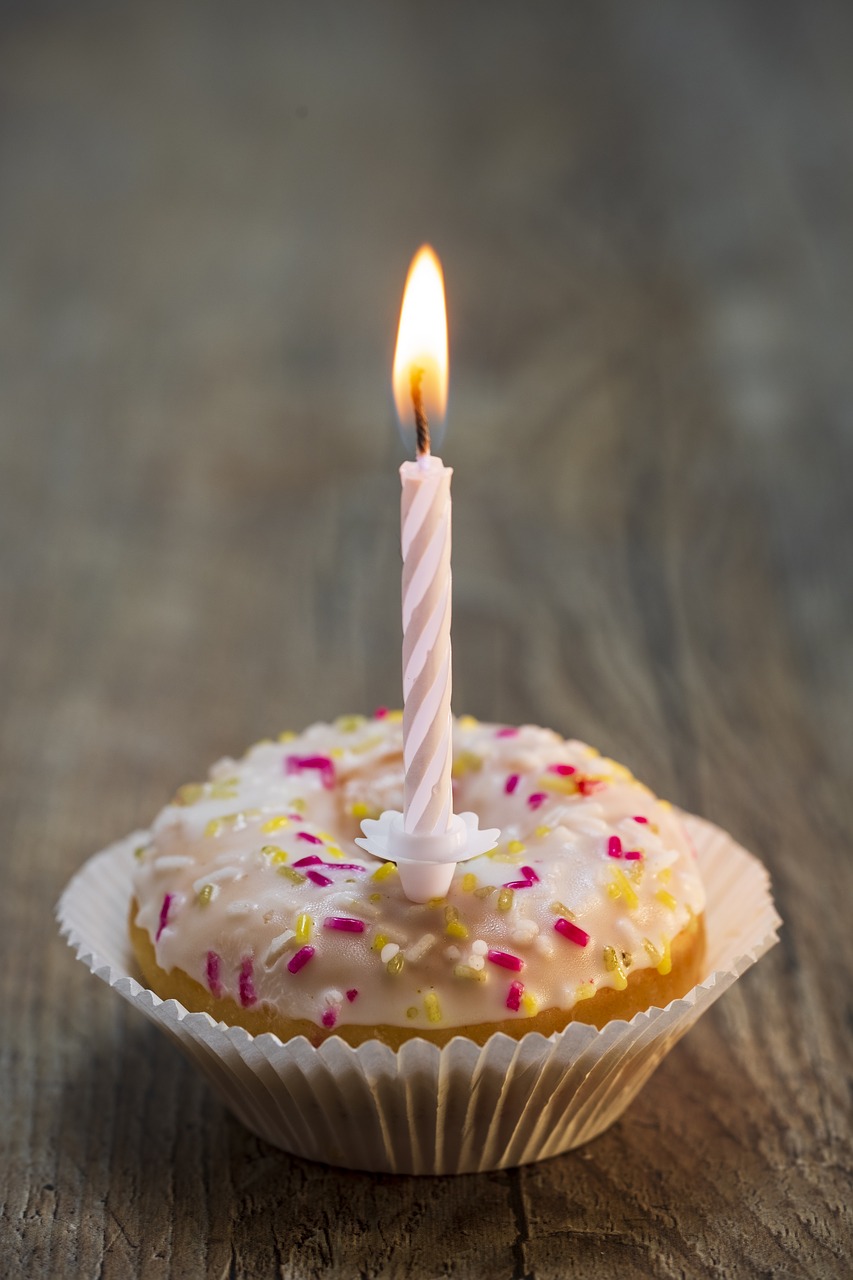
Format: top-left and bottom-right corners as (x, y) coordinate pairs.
(57, 813), (780, 1174)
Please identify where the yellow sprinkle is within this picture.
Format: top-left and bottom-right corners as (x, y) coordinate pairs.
(261, 815), (290, 833)
(351, 735), (383, 755)
(461, 873), (477, 893)
(507, 839), (526, 855)
(371, 861), (397, 882)
(261, 844), (288, 864)
(350, 801), (372, 820)
(457, 715), (479, 731)
(538, 775), (579, 796)
(608, 868), (639, 911)
(209, 779), (239, 800)
(474, 884), (496, 900)
(204, 819), (223, 838)
(497, 888), (514, 913)
(551, 901), (575, 919)
(174, 783), (204, 806)
(406, 1006), (419, 1019)
(134, 845), (147, 860)
(369, 893), (381, 903)
(451, 751), (483, 779)
(603, 945), (628, 990)
(601, 758), (634, 782)
(659, 799), (673, 812)
(289, 797), (306, 813)
(424, 992), (442, 1023)
(386, 709), (404, 723)
(329, 747), (344, 759)
(446, 920), (469, 940)
(659, 867), (672, 884)
(574, 983), (595, 1002)
(535, 825), (552, 838)
(277, 867), (306, 885)
(372, 933), (389, 953)
(629, 863), (644, 884)
(655, 889), (677, 911)
(521, 993), (538, 1015)
(657, 938), (672, 976)
(386, 953), (405, 976)
(295, 913), (313, 943)
(197, 884), (214, 906)
(335, 714), (366, 733)
(453, 964), (486, 982)
(428, 896), (446, 908)
(643, 937), (661, 964)
(324, 845), (344, 859)
(278, 730), (296, 742)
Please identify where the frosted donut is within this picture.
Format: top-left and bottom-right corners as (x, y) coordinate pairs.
(130, 714), (706, 1047)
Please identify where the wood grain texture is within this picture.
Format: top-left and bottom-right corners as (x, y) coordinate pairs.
(1, 2), (851, 1277)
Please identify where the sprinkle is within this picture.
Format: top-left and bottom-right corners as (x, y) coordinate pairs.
(504, 879), (534, 890)
(386, 952), (405, 976)
(134, 845), (147, 860)
(225, 900), (254, 917)
(346, 988), (359, 1002)
(505, 773), (520, 795)
(535, 825), (552, 838)
(603, 945), (628, 990)
(608, 868), (640, 910)
(444, 906), (469, 939)
(521, 993), (538, 1015)
(471, 939), (488, 956)
(554, 917), (590, 947)
(656, 889), (677, 910)
(453, 963), (486, 982)
(336, 714), (366, 733)
(428, 896), (445, 908)
(520, 865), (539, 883)
(657, 938), (673, 976)
(287, 945), (315, 974)
(153, 855), (192, 871)
(297, 832), (324, 846)
(206, 951), (222, 997)
(624, 849), (643, 861)
(507, 840), (526, 855)
(285, 754), (336, 789)
(574, 982), (595, 1002)
(306, 869), (333, 887)
(659, 867), (672, 884)
(497, 888), (514, 912)
(174, 783), (204, 806)
(474, 885), (496, 900)
(551, 901), (575, 918)
(197, 883), (215, 906)
(262, 844), (288, 864)
(323, 917), (365, 934)
(204, 819), (223, 838)
(506, 980), (524, 1011)
(578, 777), (604, 797)
(295, 913), (313, 942)
(371, 861), (397, 882)
(278, 730), (297, 742)
(326, 863), (365, 873)
(293, 854), (323, 867)
(261, 815), (290, 833)
(406, 1006), (419, 1019)
(321, 1008), (337, 1028)
(468, 955), (485, 971)
(608, 836), (623, 859)
(452, 751), (483, 778)
(445, 945), (461, 961)
(277, 866), (306, 885)
(496, 727), (519, 738)
(487, 949), (524, 972)
(289, 798), (306, 814)
(548, 763), (576, 776)
(405, 933), (436, 963)
(156, 894), (173, 942)
(350, 801), (372, 820)
(374, 706), (389, 718)
(424, 992), (442, 1023)
(458, 714), (479, 730)
(239, 958), (257, 1007)
(461, 872), (477, 893)
(265, 931), (296, 966)
(371, 933), (389, 952)
(527, 792), (547, 810)
(634, 815), (649, 824)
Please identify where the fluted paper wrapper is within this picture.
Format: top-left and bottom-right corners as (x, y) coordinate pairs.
(57, 813), (779, 1174)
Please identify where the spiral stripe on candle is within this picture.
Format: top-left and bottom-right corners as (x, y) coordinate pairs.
(403, 587), (450, 697)
(401, 516), (449, 630)
(401, 475), (438, 557)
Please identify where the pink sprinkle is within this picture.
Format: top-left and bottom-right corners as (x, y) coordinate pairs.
(206, 950), (222, 998)
(487, 949), (524, 972)
(321, 1008), (338, 1029)
(506, 980), (524, 1012)
(527, 792), (547, 810)
(504, 878), (535, 889)
(323, 916), (365, 933)
(346, 988), (359, 1003)
(374, 706), (389, 719)
(505, 773), (520, 795)
(520, 865), (540, 883)
(156, 893), (173, 942)
(549, 763), (576, 776)
(624, 849), (643, 861)
(496, 727), (519, 738)
(327, 863), (366, 872)
(287, 945), (315, 974)
(578, 777), (603, 797)
(554, 917), (590, 947)
(297, 831), (324, 845)
(288, 812), (305, 822)
(238, 958), (257, 1007)
(306, 869), (333, 887)
(633, 815), (649, 824)
(285, 754), (336, 789)
(294, 854), (323, 867)
(608, 836), (623, 859)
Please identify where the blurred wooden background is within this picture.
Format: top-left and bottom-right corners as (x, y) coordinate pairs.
(2, 2), (851, 1277)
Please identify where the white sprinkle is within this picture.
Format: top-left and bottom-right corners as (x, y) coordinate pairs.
(405, 933), (436, 963)
(471, 939), (488, 956)
(225, 900), (255, 917)
(445, 945), (461, 962)
(192, 866), (241, 894)
(533, 936), (554, 957)
(467, 955), (485, 971)
(153, 855), (193, 871)
(265, 930), (295, 966)
(324, 988), (344, 1006)
(380, 942), (400, 964)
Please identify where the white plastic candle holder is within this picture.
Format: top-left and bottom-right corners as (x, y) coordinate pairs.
(355, 809), (500, 901)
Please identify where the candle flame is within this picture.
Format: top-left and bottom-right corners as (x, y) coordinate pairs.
(393, 245), (448, 451)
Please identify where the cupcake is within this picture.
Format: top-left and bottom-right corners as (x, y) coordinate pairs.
(58, 712), (779, 1173)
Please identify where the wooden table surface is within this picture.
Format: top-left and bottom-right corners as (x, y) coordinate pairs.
(2, 3), (851, 1277)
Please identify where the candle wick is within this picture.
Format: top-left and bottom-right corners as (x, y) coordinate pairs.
(410, 366), (431, 459)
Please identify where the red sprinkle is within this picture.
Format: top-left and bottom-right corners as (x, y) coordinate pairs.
(374, 706), (389, 719)
(238, 958), (257, 1007)
(608, 836), (623, 859)
(504, 878), (536, 889)
(578, 777), (603, 797)
(288, 812), (305, 822)
(206, 950), (222, 998)
(496, 727), (519, 738)
(624, 849), (643, 861)
(506, 980), (524, 1012)
(520, 865), (540, 883)
(345, 988), (359, 1003)
(487, 949), (524, 972)
(554, 917), (590, 947)
(548, 763), (576, 776)
(285, 754), (336, 789)
(156, 893), (173, 942)
(321, 1008), (338, 1028)
(287, 945), (315, 974)
(527, 792), (547, 810)
(323, 916), (365, 933)
(296, 831), (324, 846)
(329, 863), (366, 872)
(633, 815), (649, 824)
(306, 869), (333, 887)
(293, 854), (323, 867)
(505, 773), (520, 795)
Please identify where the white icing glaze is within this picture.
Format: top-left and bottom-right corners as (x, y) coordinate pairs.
(132, 715), (705, 1031)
